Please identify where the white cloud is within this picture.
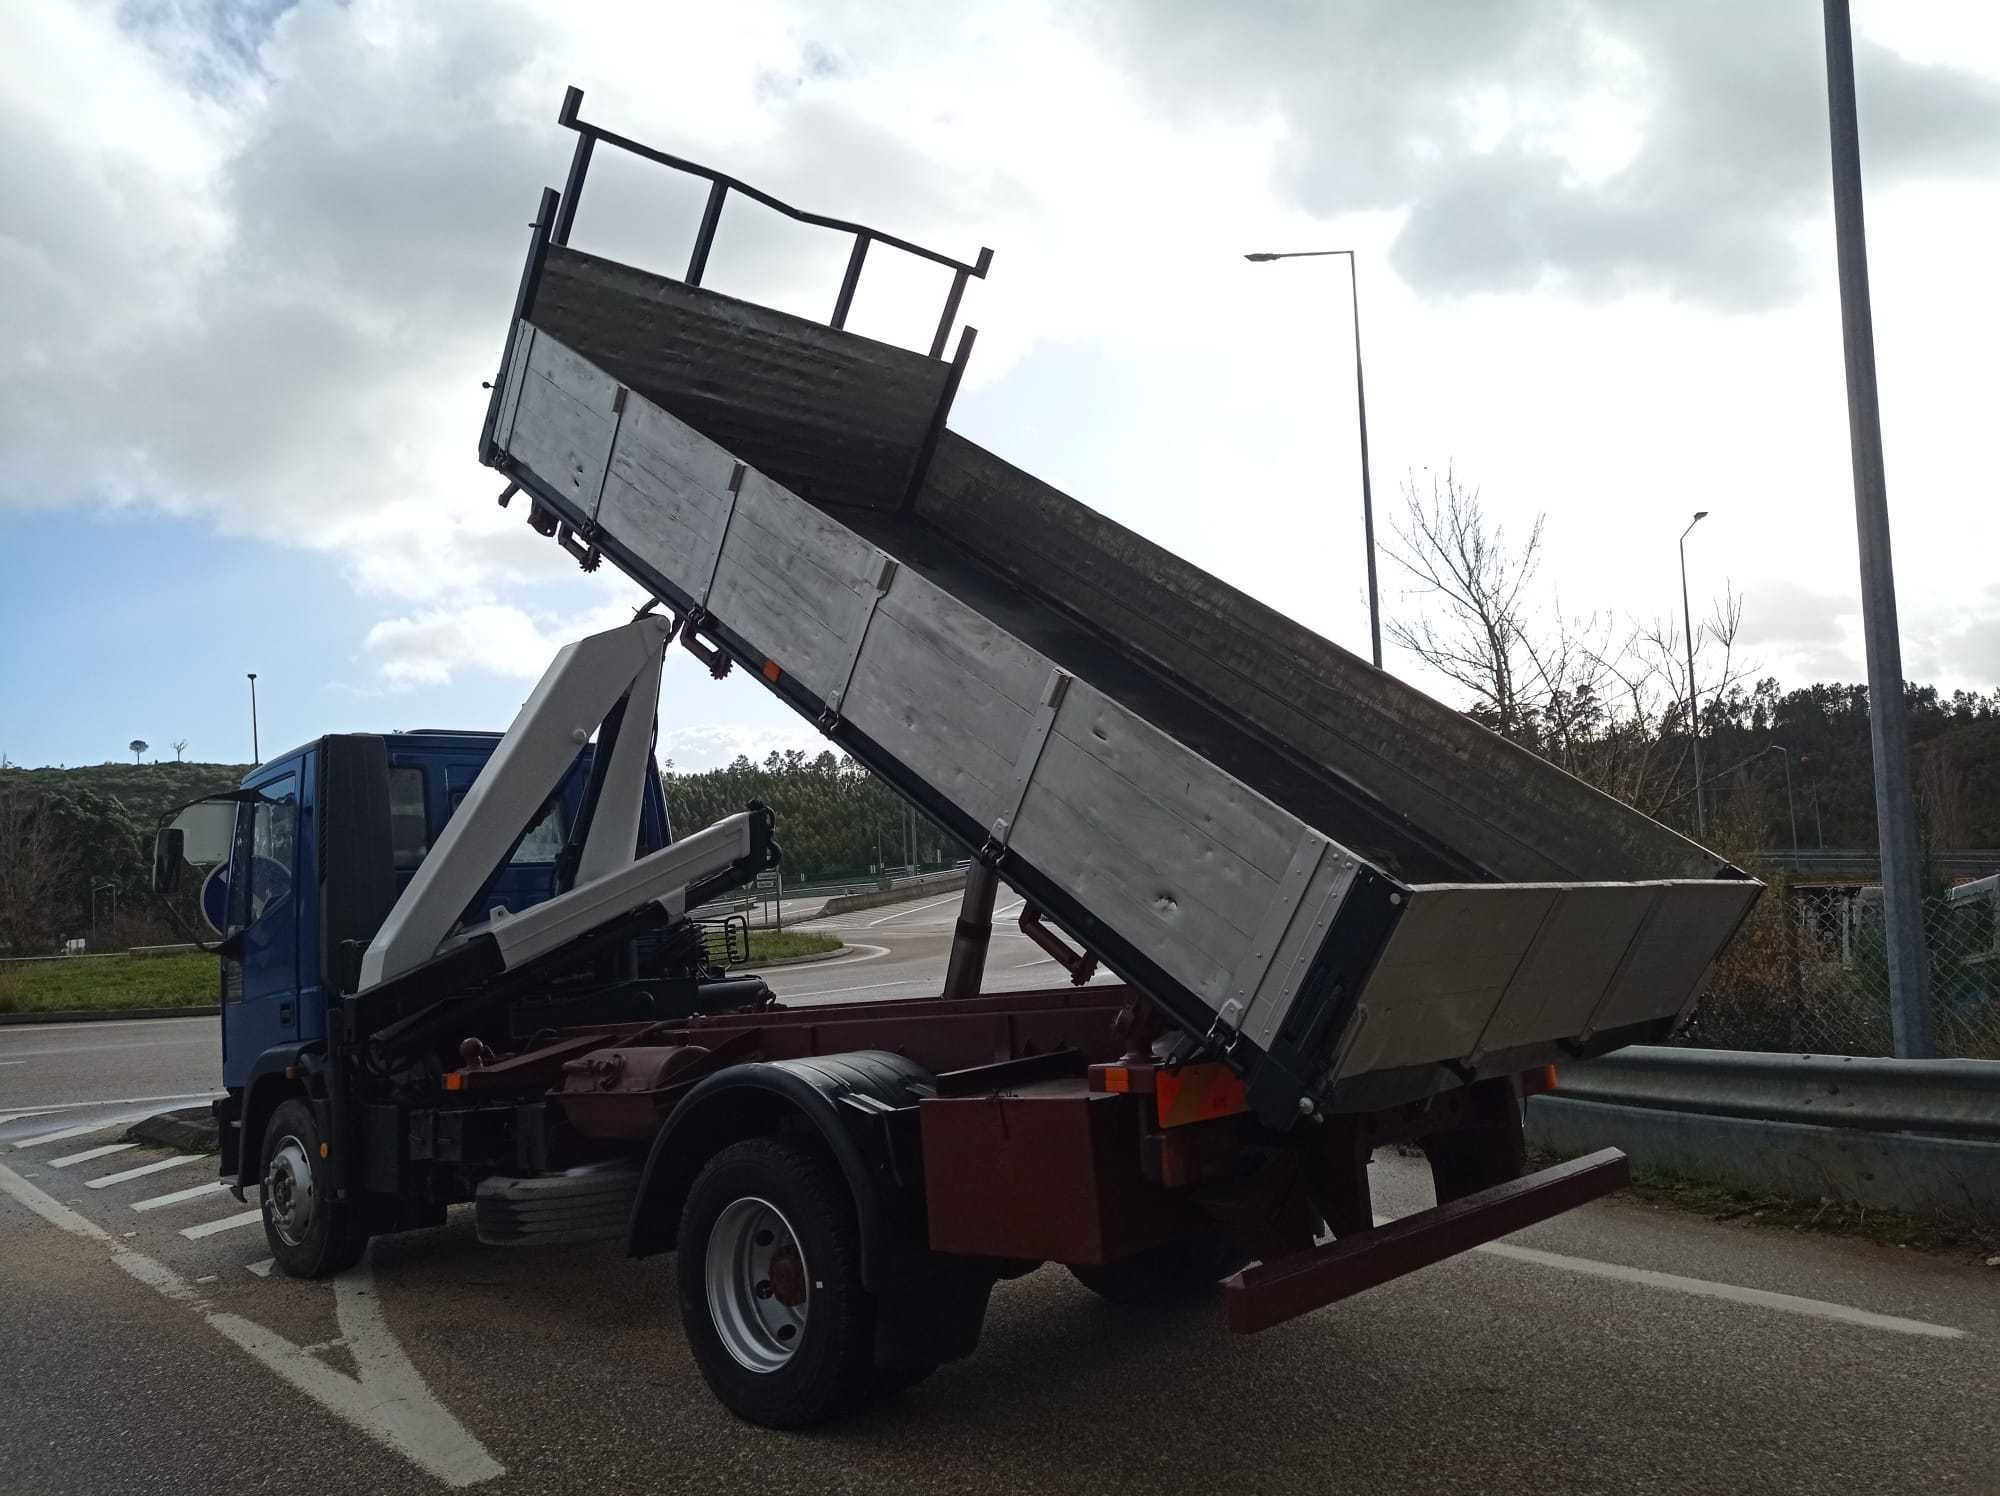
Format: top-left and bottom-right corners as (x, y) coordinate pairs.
(3, 0), (1997, 728)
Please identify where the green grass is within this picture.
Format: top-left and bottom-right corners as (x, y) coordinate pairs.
(0, 930), (840, 1013)
(0, 951), (220, 1014)
(732, 929), (841, 965)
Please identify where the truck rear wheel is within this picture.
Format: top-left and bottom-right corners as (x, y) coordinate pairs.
(676, 1138), (874, 1428)
(260, 1098), (368, 1278)
(1068, 1231), (1247, 1306)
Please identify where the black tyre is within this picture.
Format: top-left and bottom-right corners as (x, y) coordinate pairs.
(676, 1138), (875, 1429)
(1068, 1231), (1248, 1306)
(260, 1098), (368, 1278)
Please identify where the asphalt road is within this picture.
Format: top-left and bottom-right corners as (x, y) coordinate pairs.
(0, 884), (1093, 1146)
(4, 894), (1997, 1493)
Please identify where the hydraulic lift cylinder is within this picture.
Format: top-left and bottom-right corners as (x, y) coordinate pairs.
(941, 860), (1000, 998)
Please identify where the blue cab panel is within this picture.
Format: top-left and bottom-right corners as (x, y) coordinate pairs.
(219, 731), (671, 1090)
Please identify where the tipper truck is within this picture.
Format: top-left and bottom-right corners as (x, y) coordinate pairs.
(153, 90), (1762, 1428)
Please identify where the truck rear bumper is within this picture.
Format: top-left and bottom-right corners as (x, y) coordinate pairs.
(1222, 1147), (1630, 1333)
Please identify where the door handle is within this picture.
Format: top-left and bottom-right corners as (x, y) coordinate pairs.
(279, 1000), (294, 1026)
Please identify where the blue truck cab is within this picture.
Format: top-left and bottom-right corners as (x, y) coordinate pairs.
(212, 731), (672, 1093)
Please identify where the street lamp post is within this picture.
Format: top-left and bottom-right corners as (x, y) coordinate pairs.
(1822, 0), (1933, 1057)
(247, 673), (260, 765)
(1679, 511), (1709, 837)
(1244, 248), (1382, 668)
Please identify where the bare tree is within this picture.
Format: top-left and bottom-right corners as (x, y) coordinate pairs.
(171, 740), (189, 762)
(1385, 466), (1752, 823)
(1385, 468), (1547, 740)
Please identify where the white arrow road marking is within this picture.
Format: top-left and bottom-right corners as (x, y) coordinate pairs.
(0, 1162), (504, 1487)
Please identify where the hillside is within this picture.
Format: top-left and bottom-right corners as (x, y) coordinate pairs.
(0, 760), (249, 954)
(0, 760), (252, 830)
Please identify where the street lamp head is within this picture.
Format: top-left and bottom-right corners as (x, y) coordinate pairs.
(1692, 510), (1709, 522)
(1244, 252), (1279, 262)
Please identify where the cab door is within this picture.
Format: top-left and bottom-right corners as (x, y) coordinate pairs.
(220, 764), (302, 1088)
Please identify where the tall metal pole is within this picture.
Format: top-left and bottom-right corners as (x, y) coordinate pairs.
(247, 673), (260, 764)
(1823, 0), (1933, 1057)
(1244, 248), (1383, 666)
(1345, 257), (1383, 669)
(1678, 513), (1708, 838)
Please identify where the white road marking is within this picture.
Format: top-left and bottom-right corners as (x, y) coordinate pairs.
(49, 1142), (139, 1169)
(0, 1059), (27, 1067)
(1009, 955), (1056, 969)
(0, 1162), (504, 1487)
(995, 898), (1026, 918)
(0, 1091), (215, 1117)
(182, 1208), (265, 1239)
(765, 940), (889, 977)
(248, 1257), (275, 1277)
(866, 892), (966, 926)
(1475, 1239), (1968, 1340)
(15, 1119), (126, 1149)
(0, 1016), (213, 1036)
(1368, 1206), (1970, 1341)
(89, 1154), (204, 1189)
(0, 1038), (212, 1059)
(132, 1180), (230, 1212)
(781, 978), (924, 1001)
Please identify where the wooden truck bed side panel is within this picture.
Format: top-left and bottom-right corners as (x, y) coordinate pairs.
(504, 326), (1343, 1046)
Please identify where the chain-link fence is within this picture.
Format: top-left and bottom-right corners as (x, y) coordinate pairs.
(1684, 875), (2000, 1059)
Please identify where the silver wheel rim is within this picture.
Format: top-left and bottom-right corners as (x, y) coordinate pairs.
(264, 1134), (316, 1249)
(705, 1196), (809, 1374)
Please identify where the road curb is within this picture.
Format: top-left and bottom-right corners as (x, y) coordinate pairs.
(126, 1105), (220, 1154)
(820, 872), (968, 916)
(0, 1005), (221, 1026)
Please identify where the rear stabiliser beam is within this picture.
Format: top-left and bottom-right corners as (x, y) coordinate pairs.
(1222, 1147), (1630, 1334)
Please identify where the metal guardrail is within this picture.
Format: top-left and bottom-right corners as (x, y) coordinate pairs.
(1527, 1045), (2000, 1223)
(1552, 1046), (2000, 1141)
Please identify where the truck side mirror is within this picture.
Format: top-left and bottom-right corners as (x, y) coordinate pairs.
(153, 800), (238, 895)
(153, 828), (185, 894)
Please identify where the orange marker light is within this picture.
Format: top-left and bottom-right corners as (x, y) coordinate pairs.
(1519, 1064), (1560, 1097)
(762, 660), (782, 682)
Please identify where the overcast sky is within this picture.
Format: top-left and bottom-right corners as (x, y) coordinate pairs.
(2, 0), (1996, 772)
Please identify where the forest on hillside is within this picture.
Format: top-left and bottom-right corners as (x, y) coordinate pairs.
(0, 760), (249, 953)
(1, 676), (1993, 956)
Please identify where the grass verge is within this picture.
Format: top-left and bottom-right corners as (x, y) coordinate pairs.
(733, 929), (842, 965)
(0, 929), (838, 1013)
(0, 952), (220, 1014)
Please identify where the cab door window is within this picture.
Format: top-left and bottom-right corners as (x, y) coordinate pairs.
(230, 777), (299, 929)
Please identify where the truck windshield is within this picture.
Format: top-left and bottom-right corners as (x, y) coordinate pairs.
(387, 766), (566, 870)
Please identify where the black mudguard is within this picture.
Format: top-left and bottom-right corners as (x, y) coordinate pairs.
(627, 1050), (934, 1289)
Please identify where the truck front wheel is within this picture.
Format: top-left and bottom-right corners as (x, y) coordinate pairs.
(676, 1138), (874, 1428)
(260, 1099), (368, 1278)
